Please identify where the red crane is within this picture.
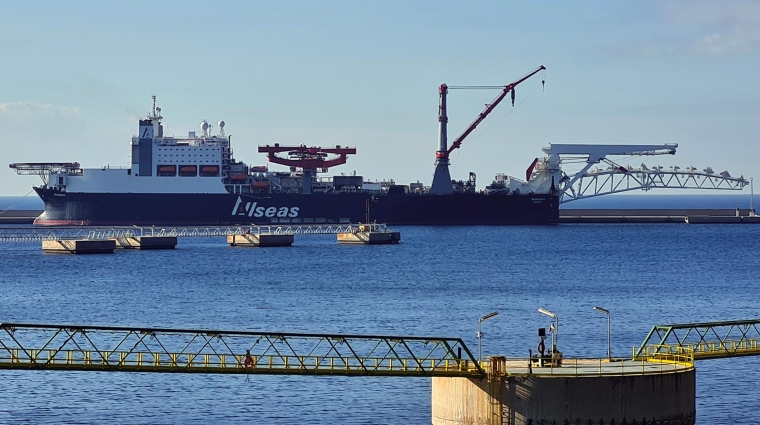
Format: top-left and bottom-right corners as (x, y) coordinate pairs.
(429, 65), (546, 194)
(258, 144), (357, 172)
(437, 65), (546, 161)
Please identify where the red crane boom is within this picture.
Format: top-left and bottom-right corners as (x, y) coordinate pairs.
(439, 65), (546, 159)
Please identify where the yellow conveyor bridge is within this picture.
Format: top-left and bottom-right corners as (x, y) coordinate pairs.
(0, 322), (484, 378)
(635, 319), (760, 360)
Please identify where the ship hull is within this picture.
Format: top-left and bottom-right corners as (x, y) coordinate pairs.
(32, 188), (559, 226)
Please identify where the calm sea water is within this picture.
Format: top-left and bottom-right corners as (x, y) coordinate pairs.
(0, 223), (759, 424)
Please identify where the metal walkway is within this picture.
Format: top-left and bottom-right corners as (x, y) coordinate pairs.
(0, 223), (389, 243)
(635, 319), (760, 360)
(0, 323), (483, 378)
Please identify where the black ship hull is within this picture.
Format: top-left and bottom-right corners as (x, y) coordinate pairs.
(32, 188), (559, 226)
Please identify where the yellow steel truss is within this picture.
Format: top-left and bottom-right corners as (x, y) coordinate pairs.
(0, 322), (484, 378)
(635, 319), (760, 360)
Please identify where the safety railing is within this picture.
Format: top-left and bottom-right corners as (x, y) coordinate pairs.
(635, 319), (760, 360)
(0, 223), (392, 243)
(0, 322), (482, 378)
(632, 345), (695, 364)
(0, 349), (476, 376)
(677, 339), (760, 359)
(481, 351), (694, 378)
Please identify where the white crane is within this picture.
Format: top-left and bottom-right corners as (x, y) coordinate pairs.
(495, 143), (749, 202)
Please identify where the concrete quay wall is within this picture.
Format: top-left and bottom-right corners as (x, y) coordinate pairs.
(559, 208), (755, 224)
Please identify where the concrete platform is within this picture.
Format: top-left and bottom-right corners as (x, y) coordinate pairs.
(686, 215), (760, 224)
(227, 233), (294, 247)
(111, 236), (178, 249)
(560, 208), (757, 224)
(337, 226), (401, 244)
(0, 209), (41, 224)
(42, 239), (115, 254)
(432, 357), (695, 425)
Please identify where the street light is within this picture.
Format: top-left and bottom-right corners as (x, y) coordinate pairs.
(477, 311), (498, 363)
(751, 177), (755, 217)
(593, 306), (611, 360)
(365, 195), (379, 224)
(538, 308), (558, 353)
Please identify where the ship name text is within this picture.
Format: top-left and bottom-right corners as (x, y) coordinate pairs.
(232, 197), (299, 218)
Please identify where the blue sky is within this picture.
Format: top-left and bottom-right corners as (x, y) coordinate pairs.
(1, 0), (758, 196)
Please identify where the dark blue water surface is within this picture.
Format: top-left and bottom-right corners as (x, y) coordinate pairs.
(1, 224), (759, 424)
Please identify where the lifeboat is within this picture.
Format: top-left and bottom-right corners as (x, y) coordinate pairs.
(200, 165), (219, 174)
(179, 165), (197, 173)
(230, 174), (248, 181)
(252, 181), (270, 189)
(158, 165), (176, 173)
(250, 166), (268, 172)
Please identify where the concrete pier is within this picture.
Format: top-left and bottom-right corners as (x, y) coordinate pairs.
(0, 209), (41, 224)
(227, 233), (294, 247)
(42, 239), (116, 254)
(111, 236), (178, 249)
(560, 208), (756, 224)
(337, 225), (401, 244)
(685, 215), (760, 224)
(432, 357), (695, 425)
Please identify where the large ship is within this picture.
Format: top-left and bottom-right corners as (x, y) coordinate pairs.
(10, 67), (561, 226)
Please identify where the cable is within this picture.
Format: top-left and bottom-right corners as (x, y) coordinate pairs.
(459, 82), (544, 149)
(0, 189), (35, 215)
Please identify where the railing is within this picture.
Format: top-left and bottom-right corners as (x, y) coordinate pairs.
(482, 349), (694, 378)
(0, 223), (391, 243)
(633, 345), (695, 364)
(0, 349), (477, 376)
(0, 322), (482, 378)
(659, 339), (760, 360)
(635, 319), (760, 360)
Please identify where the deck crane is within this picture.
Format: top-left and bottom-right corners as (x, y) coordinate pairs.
(430, 65), (547, 194)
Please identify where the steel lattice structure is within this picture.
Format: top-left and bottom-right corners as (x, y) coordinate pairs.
(634, 319), (760, 360)
(0, 223), (389, 244)
(0, 323), (483, 377)
(560, 165), (748, 204)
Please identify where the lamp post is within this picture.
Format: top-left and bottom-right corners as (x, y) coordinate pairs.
(477, 311), (498, 363)
(538, 308), (558, 353)
(365, 195), (378, 224)
(593, 306), (611, 360)
(751, 177), (755, 217)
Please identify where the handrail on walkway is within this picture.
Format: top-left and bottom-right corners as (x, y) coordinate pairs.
(0, 322), (482, 378)
(0, 223), (391, 243)
(635, 319), (760, 359)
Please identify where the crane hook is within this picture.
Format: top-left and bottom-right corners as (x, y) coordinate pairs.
(542, 69), (546, 92)
(511, 89), (516, 107)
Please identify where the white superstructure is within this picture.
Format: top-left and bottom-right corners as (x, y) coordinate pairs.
(43, 97), (238, 195)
